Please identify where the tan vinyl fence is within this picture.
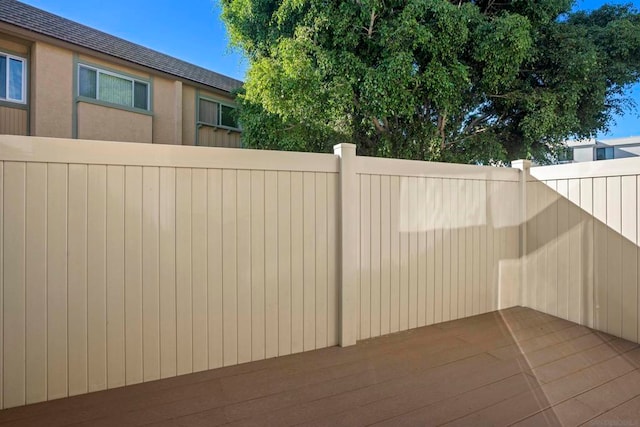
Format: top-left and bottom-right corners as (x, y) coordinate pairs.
(0, 136), (344, 409)
(3, 134), (612, 410)
(527, 158), (640, 344)
(354, 157), (521, 340)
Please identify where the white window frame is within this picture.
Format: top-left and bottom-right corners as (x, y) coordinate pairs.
(77, 64), (150, 111)
(198, 96), (240, 131)
(0, 51), (27, 104)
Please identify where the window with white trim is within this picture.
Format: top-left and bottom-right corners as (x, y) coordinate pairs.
(0, 51), (26, 104)
(78, 64), (150, 110)
(198, 98), (239, 129)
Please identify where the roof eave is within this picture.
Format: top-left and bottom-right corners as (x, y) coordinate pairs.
(0, 20), (239, 97)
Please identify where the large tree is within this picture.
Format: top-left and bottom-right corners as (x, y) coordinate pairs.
(221, 0), (640, 163)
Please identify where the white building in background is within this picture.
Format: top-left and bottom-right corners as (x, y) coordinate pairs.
(567, 136), (640, 162)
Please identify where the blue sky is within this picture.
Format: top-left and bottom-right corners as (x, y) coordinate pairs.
(19, 0), (640, 138)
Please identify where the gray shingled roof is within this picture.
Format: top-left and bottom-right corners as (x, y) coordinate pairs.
(0, 0), (243, 93)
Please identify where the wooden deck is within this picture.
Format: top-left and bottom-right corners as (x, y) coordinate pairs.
(1, 307), (639, 426)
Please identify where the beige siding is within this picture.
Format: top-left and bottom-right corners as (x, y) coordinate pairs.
(77, 102), (152, 143)
(0, 106), (28, 135)
(198, 126), (241, 148)
(0, 135), (340, 409)
(529, 157), (640, 344)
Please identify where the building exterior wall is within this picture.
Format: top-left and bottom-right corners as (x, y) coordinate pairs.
(572, 146), (594, 162)
(569, 137), (640, 163)
(183, 87), (242, 148)
(614, 145), (640, 159)
(181, 84), (196, 145)
(77, 102), (152, 143)
(195, 88), (241, 148)
(31, 41), (73, 138)
(573, 144), (640, 162)
(0, 106), (27, 135)
(199, 89), (236, 105)
(0, 35), (29, 55)
(75, 53), (153, 142)
(152, 78), (182, 145)
(0, 32), (241, 146)
(77, 53), (151, 78)
(198, 126), (242, 148)
(0, 34), (30, 135)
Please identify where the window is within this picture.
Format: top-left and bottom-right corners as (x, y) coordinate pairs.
(0, 52), (26, 104)
(596, 147), (614, 161)
(557, 147), (574, 163)
(198, 98), (239, 129)
(78, 64), (149, 110)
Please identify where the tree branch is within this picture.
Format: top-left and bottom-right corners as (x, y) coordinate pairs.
(463, 112), (492, 133)
(371, 117), (386, 133)
(446, 127), (490, 146)
(438, 111), (447, 148)
(366, 8), (377, 38)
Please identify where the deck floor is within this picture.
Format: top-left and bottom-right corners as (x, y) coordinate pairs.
(1, 307), (640, 426)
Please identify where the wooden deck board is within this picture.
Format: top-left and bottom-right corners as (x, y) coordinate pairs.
(1, 307), (639, 426)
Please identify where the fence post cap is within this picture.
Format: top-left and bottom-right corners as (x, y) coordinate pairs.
(333, 143), (356, 155)
(511, 159), (532, 170)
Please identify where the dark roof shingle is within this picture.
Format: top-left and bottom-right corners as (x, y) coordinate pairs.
(0, 0), (243, 93)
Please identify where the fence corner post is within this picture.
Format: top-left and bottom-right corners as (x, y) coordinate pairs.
(334, 143), (357, 347)
(511, 159), (531, 308)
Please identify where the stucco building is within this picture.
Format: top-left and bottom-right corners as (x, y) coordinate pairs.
(566, 136), (640, 163)
(0, 0), (243, 147)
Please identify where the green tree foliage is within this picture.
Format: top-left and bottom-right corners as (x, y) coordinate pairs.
(221, 0), (640, 163)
